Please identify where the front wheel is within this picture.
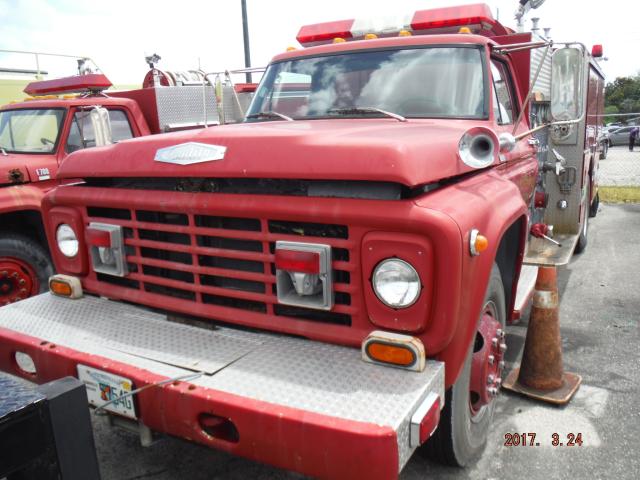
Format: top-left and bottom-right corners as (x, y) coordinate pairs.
(0, 234), (54, 306)
(423, 264), (506, 466)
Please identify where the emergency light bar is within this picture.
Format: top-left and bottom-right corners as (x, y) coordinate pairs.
(296, 3), (509, 47)
(24, 73), (112, 96)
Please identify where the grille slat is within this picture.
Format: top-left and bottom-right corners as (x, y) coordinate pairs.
(89, 208), (355, 326)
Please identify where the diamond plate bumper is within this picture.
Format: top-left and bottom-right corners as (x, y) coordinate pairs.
(0, 294), (444, 479)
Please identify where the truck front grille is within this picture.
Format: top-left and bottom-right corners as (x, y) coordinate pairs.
(86, 207), (354, 326)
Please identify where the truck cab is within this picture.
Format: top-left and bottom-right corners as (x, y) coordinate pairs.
(0, 75), (151, 305)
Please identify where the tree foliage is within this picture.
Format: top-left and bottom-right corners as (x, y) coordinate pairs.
(605, 75), (640, 113)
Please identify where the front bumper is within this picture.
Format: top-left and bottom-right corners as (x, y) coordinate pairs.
(0, 294), (444, 479)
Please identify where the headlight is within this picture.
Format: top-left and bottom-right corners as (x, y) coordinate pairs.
(56, 224), (79, 258)
(372, 259), (421, 308)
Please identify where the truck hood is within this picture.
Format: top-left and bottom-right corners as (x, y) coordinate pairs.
(59, 119), (484, 187)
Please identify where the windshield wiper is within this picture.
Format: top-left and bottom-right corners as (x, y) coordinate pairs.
(246, 111), (294, 122)
(0, 146), (8, 156)
(328, 107), (407, 122)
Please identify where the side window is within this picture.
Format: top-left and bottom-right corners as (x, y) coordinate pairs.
(491, 61), (515, 125)
(109, 110), (134, 142)
(65, 109), (133, 154)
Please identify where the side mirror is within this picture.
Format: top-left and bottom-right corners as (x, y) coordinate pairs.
(90, 106), (112, 146)
(550, 47), (585, 122)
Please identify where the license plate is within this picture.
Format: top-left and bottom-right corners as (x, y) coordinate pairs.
(77, 364), (137, 419)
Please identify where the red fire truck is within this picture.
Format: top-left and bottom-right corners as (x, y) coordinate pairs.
(0, 3), (604, 478)
(0, 63), (253, 305)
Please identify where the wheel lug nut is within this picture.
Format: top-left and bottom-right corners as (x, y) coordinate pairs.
(18, 279), (26, 286)
(492, 338), (499, 348)
(0, 271), (7, 278)
(496, 378), (502, 387)
(487, 374), (495, 385)
(488, 354), (495, 365)
(499, 360), (505, 369)
(499, 343), (507, 353)
(11, 272), (18, 278)
(488, 387), (498, 397)
(19, 288), (27, 295)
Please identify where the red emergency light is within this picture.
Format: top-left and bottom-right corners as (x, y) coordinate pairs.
(24, 73), (112, 96)
(275, 249), (320, 274)
(85, 227), (112, 248)
(296, 3), (508, 47)
(591, 44), (603, 58)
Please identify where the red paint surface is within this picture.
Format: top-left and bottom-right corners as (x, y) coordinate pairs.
(0, 327), (400, 480)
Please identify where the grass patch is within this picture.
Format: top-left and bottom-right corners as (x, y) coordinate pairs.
(599, 186), (640, 203)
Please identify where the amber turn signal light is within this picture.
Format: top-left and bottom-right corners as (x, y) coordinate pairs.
(366, 342), (415, 366)
(470, 229), (489, 256)
(362, 331), (426, 372)
(49, 274), (83, 299)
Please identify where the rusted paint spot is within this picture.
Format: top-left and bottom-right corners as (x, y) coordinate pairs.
(8, 169), (24, 183)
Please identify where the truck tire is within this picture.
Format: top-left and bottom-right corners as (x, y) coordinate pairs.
(0, 234), (54, 306)
(422, 264), (506, 466)
(589, 192), (600, 218)
(575, 214), (588, 253)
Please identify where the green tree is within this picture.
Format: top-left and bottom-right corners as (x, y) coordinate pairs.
(605, 74), (640, 114)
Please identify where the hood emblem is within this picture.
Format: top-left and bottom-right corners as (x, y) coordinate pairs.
(154, 142), (226, 165)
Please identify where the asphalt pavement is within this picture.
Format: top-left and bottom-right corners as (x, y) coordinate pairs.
(79, 203), (640, 479)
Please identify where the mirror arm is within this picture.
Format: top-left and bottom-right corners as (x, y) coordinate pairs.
(511, 43), (551, 136)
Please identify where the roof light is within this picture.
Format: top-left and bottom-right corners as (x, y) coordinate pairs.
(459, 26), (472, 34)
(410, 4), (503, 34)
(24, 73), (112, 96)
(286, 46), (297, 52)
(591, 44), (603, 58)
(364, 33), (378, 40)
(296, 3), (508, 47)
(333, 37), (346, 43)
(296, 19), (354, 46)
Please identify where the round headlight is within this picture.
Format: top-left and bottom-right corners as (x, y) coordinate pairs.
(372, 258), (421, 308)
(56, 224), (79, 258)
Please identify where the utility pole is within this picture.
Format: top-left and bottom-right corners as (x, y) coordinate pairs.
(241, 0), (252, 83)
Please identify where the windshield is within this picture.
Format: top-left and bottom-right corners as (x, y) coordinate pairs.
(0, 108), (65, 153)
(247, 46), (486, 121)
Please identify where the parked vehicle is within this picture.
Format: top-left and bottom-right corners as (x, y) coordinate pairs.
(0, 3), (604, 478)
(0, 61), (254, 306)
(607, 125), (637, 146)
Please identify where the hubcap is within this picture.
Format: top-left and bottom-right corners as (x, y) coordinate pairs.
(0, 257), (38, 306)
(469, 301), (506, 417)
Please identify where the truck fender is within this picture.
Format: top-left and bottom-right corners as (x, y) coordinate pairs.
(0, 184), (46, 215)
(417, 171), (529, 387)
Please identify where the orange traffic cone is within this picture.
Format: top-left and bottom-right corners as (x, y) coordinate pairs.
(502, 266), (581, 404)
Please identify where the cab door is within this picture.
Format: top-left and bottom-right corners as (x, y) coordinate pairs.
(63, 107), (135, 156)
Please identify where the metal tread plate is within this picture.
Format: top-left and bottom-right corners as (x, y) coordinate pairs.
(0, 294), (444, 470)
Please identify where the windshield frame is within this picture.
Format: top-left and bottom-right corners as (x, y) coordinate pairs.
(246, 43), (490, 122)
(0, 107), (67, 155)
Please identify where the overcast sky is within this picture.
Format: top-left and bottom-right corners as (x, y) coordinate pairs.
(0, 0), (638, 85)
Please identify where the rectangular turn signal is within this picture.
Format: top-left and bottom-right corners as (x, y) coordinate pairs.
(49, 274), (83, 299)
(362, 330), (426, 372)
